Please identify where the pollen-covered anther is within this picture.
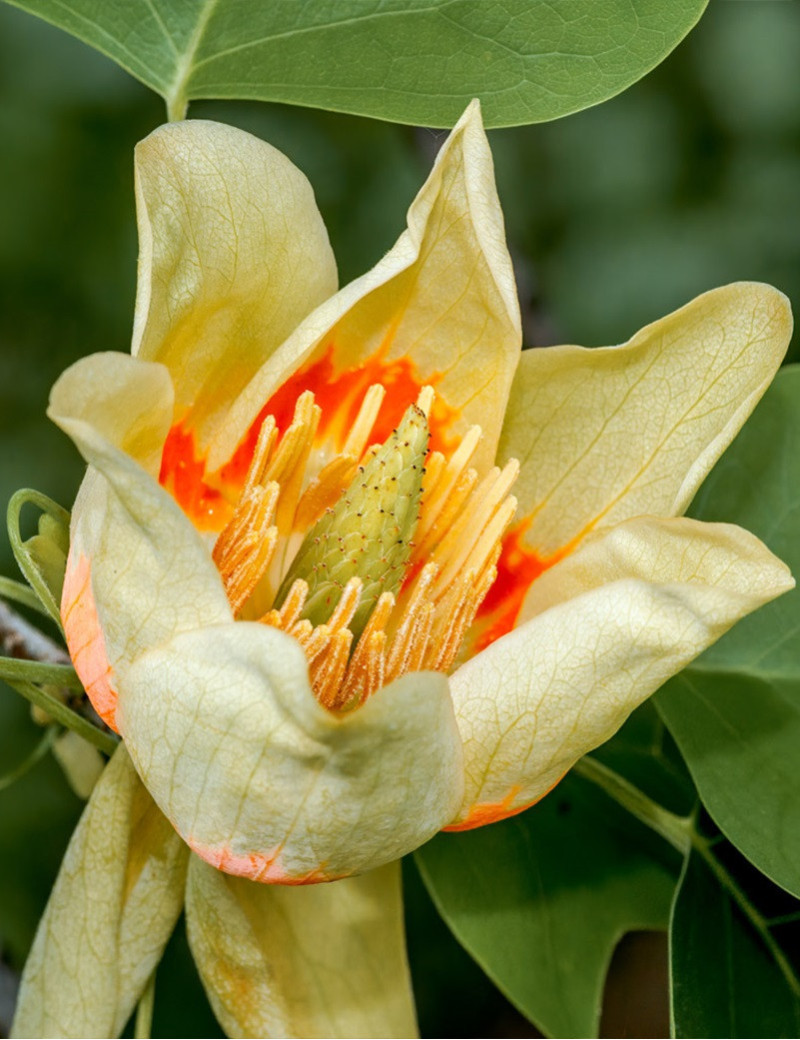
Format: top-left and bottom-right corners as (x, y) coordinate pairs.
(212, 481), (280, 615)
(212, 380), (519, 710)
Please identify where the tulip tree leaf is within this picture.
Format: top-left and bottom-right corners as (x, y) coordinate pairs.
(656, 366), (800, 899)
(670, 844), (800, 1038)
(415, 773), (677, 1038)
(1, 0), (709, 127)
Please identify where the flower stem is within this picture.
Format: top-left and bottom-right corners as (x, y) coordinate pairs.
(135, 971), (156, 1040)
(0, 655), (84, 690)
(0, 576), (47, 615)
(5, 677), (118, 756)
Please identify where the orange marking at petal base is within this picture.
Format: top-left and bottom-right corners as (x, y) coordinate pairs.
(472, 518), (554, 650)
(60, 551), (120, 733)
(222, 342), (461, 488)
(159, 423), (234, 532)
(159, 342), (462, 532)
(188, 838), (346, 885)
(443, 775), (565, 832)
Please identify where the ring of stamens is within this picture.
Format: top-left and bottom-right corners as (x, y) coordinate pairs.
(212, 381), (519, 712)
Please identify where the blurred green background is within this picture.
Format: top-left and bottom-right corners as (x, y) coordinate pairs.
(1, 1), (799, 1036)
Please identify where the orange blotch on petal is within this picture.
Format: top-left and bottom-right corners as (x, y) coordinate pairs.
(159, 423), (234, 532)
(471, 519), (554, 650)
(61, 551), (120, 733)
(187, 838), (348, 886)
(222, 342), (462, 488)
(159, 341), (463, 532)
(444, 775), (564, 832)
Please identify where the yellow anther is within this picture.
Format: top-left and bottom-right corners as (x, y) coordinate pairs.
(327, 577), (363, 633)
(416, 385), (435, 417)
(213, 482), (280, 615)
(342, 384), (386, 458)
(415, 424), (482, 543)
(434, 459), (519, 590)
(414, 466), (478, 561)
(294, 454), (359, 530)
(243, 415), (277, 496)
(312, 628), (353, 711)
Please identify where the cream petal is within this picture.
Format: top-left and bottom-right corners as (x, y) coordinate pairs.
(11, 747), (188, 1039)
(448, 515), (793, 828)
(133, 118), (337, 455)
(49, 353), (231, 727)
(186, 857), (418, 1039)
(215, 99), (521, 473)
(48, 350), (174, 476)
(499, 283), (792, 557)
(119, 622), (464, 881)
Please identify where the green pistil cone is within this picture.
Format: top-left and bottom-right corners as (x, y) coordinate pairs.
(275, 404), (429, 640)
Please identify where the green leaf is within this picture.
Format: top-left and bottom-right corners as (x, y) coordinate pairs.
(656, 366), (800, 899)
(670, 844), (800, 1038)
(415, 773), (677, 1038)
(658, 670), (800, 900)
(2, 0), (709, 126)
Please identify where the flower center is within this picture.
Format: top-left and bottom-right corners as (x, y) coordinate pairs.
(212, 384), (519, 711)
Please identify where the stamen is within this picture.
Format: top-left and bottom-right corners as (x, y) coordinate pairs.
(296, 622), (331, 662)
(243, 415), (277, 496)
(425, 551), (499, 673)
(386, 600), (434, 683)
(312, 628), (353, 710)
(265, 392), (321, 536)
(261, 578), (308, 630)
(434, 459), (520, 590)
(294, 455), (359, 530)
(339, 591), (394, 707)
(212, 483), (280, 615)
(414, 466), (478, 560)
(420, 450), (445, 501)
(343, 384), (386, 458)
(386, 563), (438, 681)
(415, 425), (482, 544)
(416, 385), (435, 417)
(327, 577), (363, 633)
(461, 496), (518, 584)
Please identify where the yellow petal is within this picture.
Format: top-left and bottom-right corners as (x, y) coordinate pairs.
(49, 350), (174, 476)
(133, 118), (337, 456)
(120, 622), (464, 881)
(499, 283), (792, 557)
(11, 747), (188, 1039)
(217, 99), (521, 473)
(49, 353), (231, 694)
(186, 857), (418, 1039)
(448, 515), (793, 828)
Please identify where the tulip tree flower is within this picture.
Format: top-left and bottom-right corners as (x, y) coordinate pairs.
(12, 102), (793, 1039)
